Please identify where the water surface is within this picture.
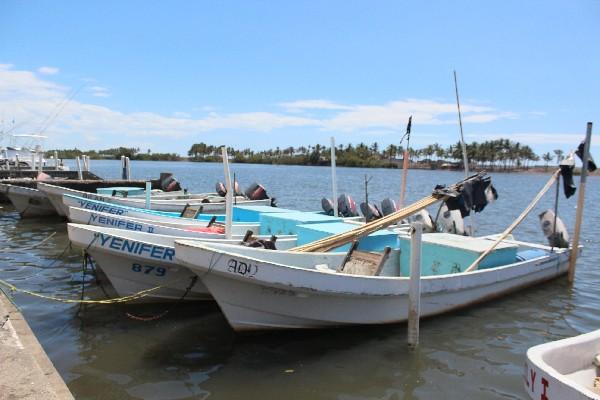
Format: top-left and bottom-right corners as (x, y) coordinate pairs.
(1, 160), (598, 399)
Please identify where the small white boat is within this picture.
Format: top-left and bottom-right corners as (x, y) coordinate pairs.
(174, 235), (575, 331)
(39, 182), (272, 216)
(525, 330), (600, 400)
(68, 207), (260, 237)
(67, 223), (297, 302)
(1, 183), (56, 217)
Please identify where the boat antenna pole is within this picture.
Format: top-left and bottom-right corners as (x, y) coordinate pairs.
(568, 122), (593, 282)
(453, 70), (474, 233)
(330, 136), (338, 217)
(399, 116), (412, 207)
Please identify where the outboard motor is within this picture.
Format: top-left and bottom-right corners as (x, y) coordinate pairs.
(360, 202), (382, 221)
(321, 198), (335, 216)
(437, 203), (465, 235)
(413, 209), (436, 233)
(245, 183), (269, 200)
(337, 194), (358, 217)
(216, 181), (243, 197)
(233, 181), (243, 196)
(380, 198), (399, 216)
(216, 182), (227, 197)
(160, 173), (182, 192)
(539, 209), (569, 248)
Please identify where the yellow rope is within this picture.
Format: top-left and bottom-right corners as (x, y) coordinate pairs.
(0, 275), (190, 304)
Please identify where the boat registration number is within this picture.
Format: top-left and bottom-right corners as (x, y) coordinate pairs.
(227, 259), (257, 278)
(131, 263), (166, 277)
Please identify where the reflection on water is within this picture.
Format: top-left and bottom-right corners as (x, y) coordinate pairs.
(1, 160), (599, 399)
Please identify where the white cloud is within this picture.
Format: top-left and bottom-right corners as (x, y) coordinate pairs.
(0, 64), (522, 151)
(89, 86), (110, 97)
(466, 133), (597, 147)
(37, 66), (59, 75)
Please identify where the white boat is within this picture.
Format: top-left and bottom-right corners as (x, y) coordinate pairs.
(39, 182), (272, 216)
(525, 329), (600, 400)
(63, 194), (231, 227)
(174, 235), (575, 331)
(67, 223), (297, 302)
(1, 183), (56, 217)
(68, 206), (260, 236)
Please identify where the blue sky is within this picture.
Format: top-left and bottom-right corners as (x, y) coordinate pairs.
(0, 1), (598, 158)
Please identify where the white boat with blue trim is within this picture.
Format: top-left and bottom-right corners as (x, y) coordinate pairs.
(67, 223), (297, 302)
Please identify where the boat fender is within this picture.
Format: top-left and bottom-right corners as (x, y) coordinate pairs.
(321, 198), (335, 216)
(413, 209), (435, 233)
(216, 182), (227, 197)
(538, 209), (570, 248)
(380, 198), (399, 216)
(337, 194), (358, 217)
(360, 202), (382, 220)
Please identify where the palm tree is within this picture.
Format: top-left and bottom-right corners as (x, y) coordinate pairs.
(542, 152), (554, 171)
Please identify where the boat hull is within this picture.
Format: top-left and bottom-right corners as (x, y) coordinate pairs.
(175, 241), (572, 331)
(525, 330), (600, 400)
(3, 184), (56, 217)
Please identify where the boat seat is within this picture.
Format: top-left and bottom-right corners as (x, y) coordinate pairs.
(180, 203), (203, 218)
(337, 241), (392, 276)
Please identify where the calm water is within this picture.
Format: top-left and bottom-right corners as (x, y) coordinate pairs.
(1, 160), (599, 400)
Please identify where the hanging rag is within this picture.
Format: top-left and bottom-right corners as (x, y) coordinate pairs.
(575, 141), (597, 172)
(559, 157), (576, 198)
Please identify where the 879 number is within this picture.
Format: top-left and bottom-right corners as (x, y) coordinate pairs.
(132, 263), (166, 277)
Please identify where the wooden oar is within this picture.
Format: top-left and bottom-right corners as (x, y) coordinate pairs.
(464, 169), (560, 273)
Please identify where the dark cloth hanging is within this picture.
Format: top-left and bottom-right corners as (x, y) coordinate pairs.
(575, 141), (597, 172)
(559, 162), (577, 198)
(439, 176), (497, 217)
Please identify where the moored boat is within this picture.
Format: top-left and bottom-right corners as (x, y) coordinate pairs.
(39, 182), (273, 216)
(67, 223), (297, 302)
(1, 183), (56, 217)
(525, 329), (600, 400)
(174, 236), (574, 331)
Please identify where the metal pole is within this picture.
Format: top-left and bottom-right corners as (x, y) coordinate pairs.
(453, 71), (469, 177)
(54, 151), (58, 169)
(145, 181), (151, 209)
(568, 122), (593, 282)
(37, 152), (43, 172)
(75, 156), (83, 180)
(399, 116), (412, 207)
(408, 222), (422, 348)
(222, 147), (233, 239)
(331, 137), (338, 217)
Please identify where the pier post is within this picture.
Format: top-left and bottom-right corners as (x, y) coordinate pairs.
(145, 181), (151, 209)
(54, 151), (58, 169)
(75, 156), (83, 180)
(222, 147), (233, 239)
(408, 221), (422, 348)
(568, 122), (593, 282)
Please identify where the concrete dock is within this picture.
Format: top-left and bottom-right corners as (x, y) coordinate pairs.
(0, 291), (74, 400)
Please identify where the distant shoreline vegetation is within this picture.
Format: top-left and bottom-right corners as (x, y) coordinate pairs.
(47, 139), (568, 172)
